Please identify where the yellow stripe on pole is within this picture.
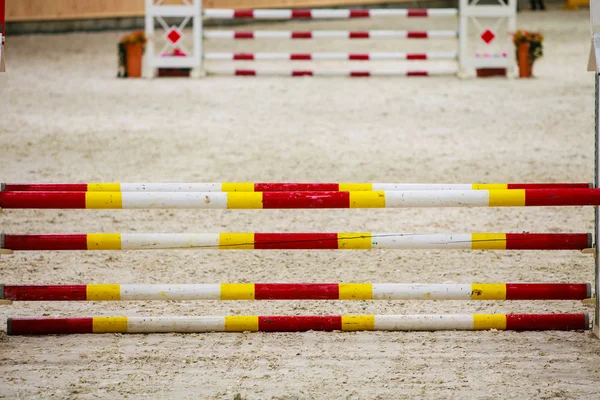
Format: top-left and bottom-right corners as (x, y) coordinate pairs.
(339, 183), (373, 192)
(87, 284), (121, 300)
(87, 234), (122, 250)
(93, 316), (128, 333)
(87, 183), (121, 192)
(219, 233), (254, 250)
(470, 284), (507, 300)
(222, 182), (255, 192)
(337, 233), (372, 249)
(349, 191), (385, 208)
(85, 193), (123, 209)
(487, 190), (526, 207)
(339, 284), (373, 300)
(471, 233), (506, 250)
(227, 193), (263, 209)
(221, 284), (255, 300)
(473, 314), (507, 330)
(225, 316), (259, 332)
(342, 315), (375, 331)
(471, 184), (508, 190)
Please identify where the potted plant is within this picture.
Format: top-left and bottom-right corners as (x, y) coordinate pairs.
(513, 30), (544, 78)
(118, 30), (147, 78)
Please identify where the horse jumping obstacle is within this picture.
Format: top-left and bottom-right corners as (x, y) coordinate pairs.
(1, 233), (592, 251)
(143, 0), (517, 78)
(2, 182), (591, 192)
(2, 188), (600, 209)
(7, 314), (589, 335)
(2, 283), (591, 301)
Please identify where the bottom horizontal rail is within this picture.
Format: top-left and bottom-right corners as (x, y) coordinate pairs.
(7, 313), (589, 335)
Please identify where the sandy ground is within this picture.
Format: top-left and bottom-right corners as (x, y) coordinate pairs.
(1, 6), (600, 400)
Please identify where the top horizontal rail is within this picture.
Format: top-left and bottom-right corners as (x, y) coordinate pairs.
(203, 8), (458, 20)
(2, 183), (591, 192)
(1, 189), (600, 209)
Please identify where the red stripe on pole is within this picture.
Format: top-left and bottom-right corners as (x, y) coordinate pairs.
(407, 71), (429, 76)
(407, 31), (428, 39)
(262, 192), (350, 208)
(255, 284), (339, 300)
(254, 233), (338, 249)
(349, 31), (369, 39)
(407, 53), (427, 60)
(505, 314), (588, 330)
(291, 32), (312, 39)
(254, 183), (339, 192)
(349, 10), (369, 18)
(233, 53), (254, 60)
(505, 233), (591, 250)
(505, 284), (590, 301)
(8, 317), (94, 335)
(349, 54), (369, 60)
(524, 189), (600, 206)
(507, 183), (591, 189)
(3, 285), (88, 301)
(258, 316), (342, 331)
(291, 9), (311, 18)
(3, 184), (88, 192)
(291, 70), (313, 76)
(235, 69), (256, 76)
(407, 9), (428, 17)
(4, 234), (88, 250)
(233, 10), (254, 18)
(350, 71), (370, 77)
(290, 54), (311, 60)
(234, 32), (254, 39)
(0, 191), (86, 209)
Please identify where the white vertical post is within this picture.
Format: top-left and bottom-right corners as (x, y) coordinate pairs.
(192, 0), (203, 78)
(144, 0), (155, 78)
(458, 0), (517, 77)
(590, 0), (600, 339)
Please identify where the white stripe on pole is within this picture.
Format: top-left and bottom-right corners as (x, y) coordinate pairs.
(120, 183), (223, 192)
(120, 284), (221, 300)
(127, 316), (226, 333)
(120, 234), (221, 250)
(370, 233), (472, 249)
(203, 9), (236, 19)
(371, 284), (473, 300)
(120, 192), (229, 209)
(373, 315), (474, 330)
(372, 183), (472, 190)
(383, 190), (490, 207)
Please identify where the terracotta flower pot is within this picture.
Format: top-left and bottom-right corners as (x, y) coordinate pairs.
(125, 42), (144, 78)
(518, 42), (533, 78)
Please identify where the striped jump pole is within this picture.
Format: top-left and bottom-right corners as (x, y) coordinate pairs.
(204, 52), (459, 61)
(203, 8), (458, 20)
(2, 283), (590, 301)
(7, 313), (589, 335)
(206, 69), (453, 77)
(4, 182), (589, 192)
(1, 233), (591, 251)
(2, 189), (600, 209)
(203, 30), (458, 40)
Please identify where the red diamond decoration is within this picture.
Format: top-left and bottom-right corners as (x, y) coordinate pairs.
(166, 27), (183, 44)
(480, 29), (495, 44)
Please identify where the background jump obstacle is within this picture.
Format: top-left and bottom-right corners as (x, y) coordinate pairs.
(1, 233), (591, 251)
(3, 182), (590, 192)
(144, 0), (517, 78)
(7, 314), (589, 335)
(2, 283), (590, 301)
(2, 189), (600, 209)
